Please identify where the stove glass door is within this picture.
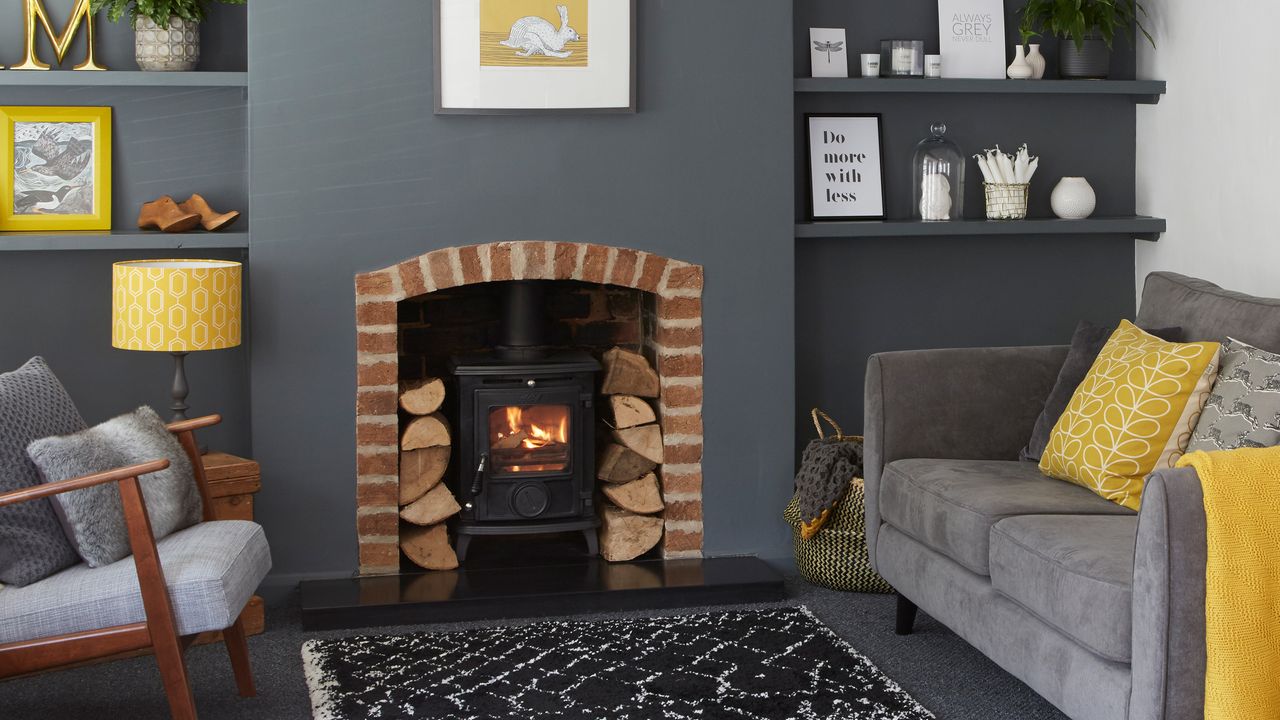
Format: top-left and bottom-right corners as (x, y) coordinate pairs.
(488, 403), (572, 475)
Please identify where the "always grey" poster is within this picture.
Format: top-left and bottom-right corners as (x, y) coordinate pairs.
(937, 0), (1006, 79)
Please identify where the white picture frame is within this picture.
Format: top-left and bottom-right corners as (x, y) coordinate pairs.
(809, 28), (848, 78)
(805, 114), (885, 221)
(435, 0), (636, 114)
(937, 0), (1007, 79)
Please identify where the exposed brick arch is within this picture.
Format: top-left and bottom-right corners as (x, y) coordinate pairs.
(353, 242), (705, 575)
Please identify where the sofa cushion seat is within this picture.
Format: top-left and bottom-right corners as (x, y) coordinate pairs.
(0, 520), (270, 644)
(990, 515), (1137, 663)
(879, 459), (1133, 575)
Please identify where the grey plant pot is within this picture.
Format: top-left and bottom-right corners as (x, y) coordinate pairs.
(135, 16), (201, 72)
(1059, 30), (1111, 79)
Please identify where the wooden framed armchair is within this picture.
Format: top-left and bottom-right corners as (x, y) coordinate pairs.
(0, 415), (272, 720)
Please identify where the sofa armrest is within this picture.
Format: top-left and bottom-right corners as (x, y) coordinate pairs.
(863, 345), (1068, 570)
(0, 459), (170, 508)
(1129, 467), (1207, 720)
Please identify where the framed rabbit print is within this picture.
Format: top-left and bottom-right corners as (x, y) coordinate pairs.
(435, 0), (636, 114)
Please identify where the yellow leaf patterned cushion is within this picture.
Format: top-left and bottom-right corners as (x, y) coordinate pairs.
(1039, 320), (1221, 510)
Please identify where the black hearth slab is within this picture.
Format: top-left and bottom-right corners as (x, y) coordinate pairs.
(299, 556), (786, 631)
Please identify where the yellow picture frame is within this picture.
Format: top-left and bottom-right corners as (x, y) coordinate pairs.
(0, 106), (111, 232)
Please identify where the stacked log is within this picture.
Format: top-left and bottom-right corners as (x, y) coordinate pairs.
(397, 378), (460, 571)
(596, 348), (666, 562)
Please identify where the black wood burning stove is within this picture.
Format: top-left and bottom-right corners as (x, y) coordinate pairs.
(448, 281), (601, 562)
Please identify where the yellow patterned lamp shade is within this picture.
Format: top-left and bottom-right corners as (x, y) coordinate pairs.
(112, 260), (242, 352)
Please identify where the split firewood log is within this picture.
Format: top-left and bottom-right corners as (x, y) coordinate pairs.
(601, 472), (664, 515)
(610, 395), (656, 430)
(399, 445), (451, 506)
(399, 377), (446, 416)
(601, 347), (660, 397)
(598, 503), (664, 562)
(612, 424), (664, 464)
(400, 523), (459, 571)
(597, 443), (657, 484)
(401, 413), (451, 451)
(399, 484), (461, 526)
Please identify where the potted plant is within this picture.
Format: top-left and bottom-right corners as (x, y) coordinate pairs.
(90, 0), (246, 72)
(1018, 0), (1153, 79)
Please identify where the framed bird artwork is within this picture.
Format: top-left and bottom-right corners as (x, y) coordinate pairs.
(0, 106), (111, 232)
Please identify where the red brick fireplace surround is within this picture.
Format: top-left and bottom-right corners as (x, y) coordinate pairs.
(353, 242), (705, 575)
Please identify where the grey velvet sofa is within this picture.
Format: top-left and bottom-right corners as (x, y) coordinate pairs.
(864, 272), (1280, 720)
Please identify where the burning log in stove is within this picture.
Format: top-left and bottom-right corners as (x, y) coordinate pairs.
(596, 347), (667, 562)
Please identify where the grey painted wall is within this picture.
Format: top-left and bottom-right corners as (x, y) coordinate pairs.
(793, 0), (1142, 451)
(0, 3), (250, 454)
(248, 1), (797, 580)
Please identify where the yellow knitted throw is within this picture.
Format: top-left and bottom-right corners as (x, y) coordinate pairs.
(1176, 447), (1280, 719)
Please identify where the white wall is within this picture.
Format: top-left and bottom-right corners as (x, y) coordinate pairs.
(1136, 1), (1280, 300)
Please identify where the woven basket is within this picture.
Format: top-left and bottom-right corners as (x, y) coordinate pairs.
(783, 410), (894, 593)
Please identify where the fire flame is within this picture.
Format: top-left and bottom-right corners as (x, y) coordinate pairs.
(505, 406), (568, 449)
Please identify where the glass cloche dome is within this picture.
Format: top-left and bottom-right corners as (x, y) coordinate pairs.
(912, 122), (965, 221)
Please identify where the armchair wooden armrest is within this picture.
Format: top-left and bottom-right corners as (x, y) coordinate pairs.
(0, 459), (170, 510)
(165, 414), (221, 524)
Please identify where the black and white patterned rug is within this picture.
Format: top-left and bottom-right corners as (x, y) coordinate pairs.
(302, 606), (934, 719)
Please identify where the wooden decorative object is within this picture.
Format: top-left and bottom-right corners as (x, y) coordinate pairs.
(598, 503), (663, 562)
(601, 472), (664, 515)
(399, 483), (462, 526)
(612, 424), (664, 464)
(609, 394), (656, 429)
(177, 194), (240, 233)
(399, 446), (450, 506)
(137, 197), (201, 233)
(399, 377), (446, 416)
(400, 413), (451, 451)
(400, 523), (459, 571)
(597, 443), (657, 484)
(601, 347), (660, 397)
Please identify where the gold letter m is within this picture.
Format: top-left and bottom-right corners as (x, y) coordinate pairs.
(14, 0), (107, 71)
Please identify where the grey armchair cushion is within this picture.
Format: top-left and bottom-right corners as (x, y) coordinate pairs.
(27, 406), (203, 568)
(0, 520), (270, 643)
(0, 358), (85, 587)
(1138, 272), (1280, 352)
(1187, 338), (1280, 452)
(990, 515), (1137, 662)
(1022, 322), (1182, 462)
(878, 458), (1133, 575)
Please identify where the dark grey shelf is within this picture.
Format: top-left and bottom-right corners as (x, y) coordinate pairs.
(796, 216), (1166, 241)
(795, 77), (1166, 104)
(0, 71), (248, 87)
(0, 230), (250, 252)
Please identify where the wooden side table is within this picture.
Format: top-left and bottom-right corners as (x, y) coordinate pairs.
(201, 452), (265, 639)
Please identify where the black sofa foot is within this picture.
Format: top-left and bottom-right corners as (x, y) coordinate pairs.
(895, 594), (917, 636)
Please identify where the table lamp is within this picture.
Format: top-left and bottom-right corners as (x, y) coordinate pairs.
(112, 260), (242, 422)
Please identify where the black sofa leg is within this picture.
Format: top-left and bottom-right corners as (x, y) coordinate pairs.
(895, 594), (917, 636)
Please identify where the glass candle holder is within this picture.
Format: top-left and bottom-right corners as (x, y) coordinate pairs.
(881, 40), (924, 77)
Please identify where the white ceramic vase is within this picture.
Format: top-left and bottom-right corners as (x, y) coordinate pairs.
(135, 16), (200, 72)
(1007, 45), (1033, 80)
(1051, 177), (1097, 219)
(1026, 44), (1046, 79)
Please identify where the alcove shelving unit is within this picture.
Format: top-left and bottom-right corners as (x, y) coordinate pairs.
(797, 216), (1165, 241)
(0, 71), (247, 87)
(795, 77), (1166, 104)
(0, 230), (249, 252)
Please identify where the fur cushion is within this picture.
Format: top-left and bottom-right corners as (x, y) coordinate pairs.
(26, 406), (203, 568)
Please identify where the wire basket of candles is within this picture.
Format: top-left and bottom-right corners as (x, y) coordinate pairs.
(975, 144), (1038, 220)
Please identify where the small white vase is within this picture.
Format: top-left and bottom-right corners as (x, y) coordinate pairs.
(1027, 44), (1046, 79)
(1051, 177), (1097, 219)
(1007, 45), (1033, 79)
(135, 16), (200, 72)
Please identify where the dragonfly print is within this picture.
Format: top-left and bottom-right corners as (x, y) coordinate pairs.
(813, 40), (844, 63)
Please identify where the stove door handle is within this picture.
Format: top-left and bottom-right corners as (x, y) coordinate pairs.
(470, 452), (487, 497)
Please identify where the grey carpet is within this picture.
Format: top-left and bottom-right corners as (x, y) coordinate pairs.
(0, 575), (1068, 719)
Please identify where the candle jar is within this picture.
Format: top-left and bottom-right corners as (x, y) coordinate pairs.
(881, 40), (924, 78)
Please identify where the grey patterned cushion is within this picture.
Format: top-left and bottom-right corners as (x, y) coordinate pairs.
(27, 406), (203, 568)
(1188, 338), (1280, 452)
(0, 520), (271, 643)
(0, 358), (85, 587)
